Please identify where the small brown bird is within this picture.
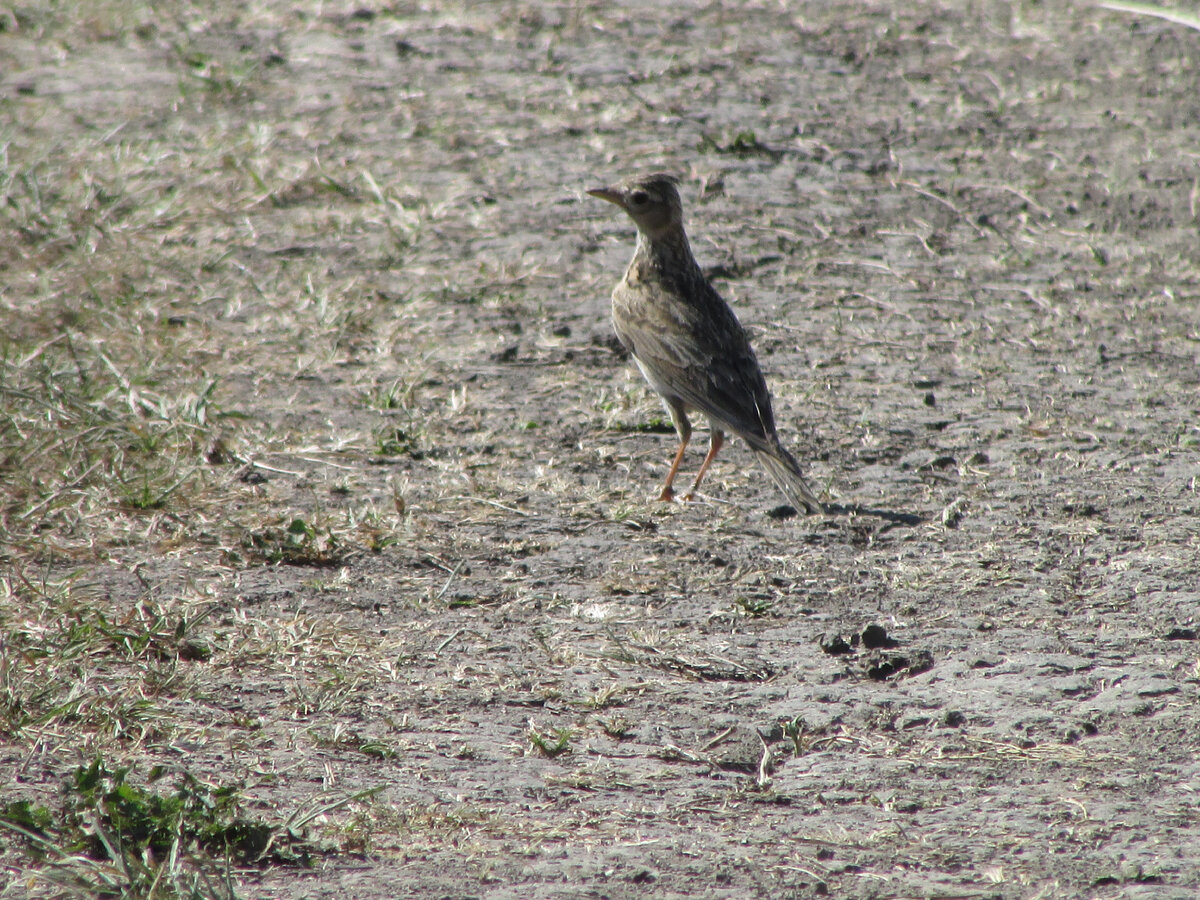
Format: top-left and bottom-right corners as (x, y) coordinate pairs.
(588, 173), (822, 514)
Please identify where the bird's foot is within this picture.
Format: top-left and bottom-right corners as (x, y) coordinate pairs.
(658, 486), (677, 502)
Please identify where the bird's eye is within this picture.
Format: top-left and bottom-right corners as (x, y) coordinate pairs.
(629, 190), (650, 206)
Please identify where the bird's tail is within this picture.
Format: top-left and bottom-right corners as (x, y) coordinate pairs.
(753, 445), (823, 515)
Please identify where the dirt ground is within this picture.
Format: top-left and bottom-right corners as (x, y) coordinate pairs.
(2, 0), (1199, 897)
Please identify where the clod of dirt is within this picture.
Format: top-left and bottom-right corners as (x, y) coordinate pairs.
(861, 624), (898, 649)
(820, 625), (899, 655)
(394, 38), (427, 57)
(178, 640), (213, 662)
(819, 633), (857, 655)
(865, 649), (935, 681)
(1062, 720), (1101, 743)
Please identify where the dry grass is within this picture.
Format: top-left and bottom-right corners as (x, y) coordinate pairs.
(3, 0), (1199, 897)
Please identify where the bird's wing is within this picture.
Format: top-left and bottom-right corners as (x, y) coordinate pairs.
(612, 280), (780, 452)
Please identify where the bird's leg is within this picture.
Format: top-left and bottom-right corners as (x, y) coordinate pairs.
(659, 438), (690, 501)
(659, 400), (691, 502)
(683, 430), (725, 501)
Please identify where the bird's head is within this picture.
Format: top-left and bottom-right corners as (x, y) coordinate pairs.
(587, 174), (683, 240)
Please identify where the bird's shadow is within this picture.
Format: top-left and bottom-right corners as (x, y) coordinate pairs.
(821, 503), (927, 527)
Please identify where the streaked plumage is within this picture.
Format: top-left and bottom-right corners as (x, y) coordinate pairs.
(588, 174), (822, 513)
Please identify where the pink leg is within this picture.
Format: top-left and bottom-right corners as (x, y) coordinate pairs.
(659, 436), (690, 501)
(683, 431), (724, 501)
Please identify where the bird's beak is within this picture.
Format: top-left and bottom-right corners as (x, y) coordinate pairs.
(586, 186), (623, 206)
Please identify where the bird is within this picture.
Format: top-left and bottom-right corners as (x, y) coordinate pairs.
(587, 173), (823, 514)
